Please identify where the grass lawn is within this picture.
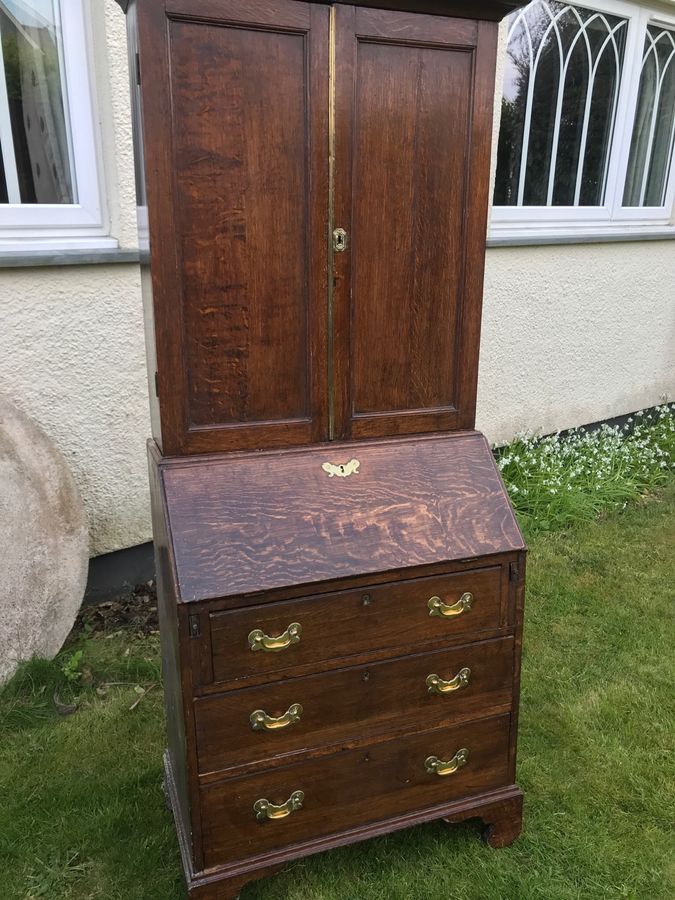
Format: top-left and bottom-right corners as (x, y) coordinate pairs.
(1, 482), (674, 900)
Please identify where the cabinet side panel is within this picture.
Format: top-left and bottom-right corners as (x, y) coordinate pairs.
(148, 451), (192, 856)
(126, 3), (162, 448)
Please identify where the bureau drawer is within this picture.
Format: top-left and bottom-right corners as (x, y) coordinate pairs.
(200, 714), (511, 867)
(208, 566), (506, 684)
(195, 636), (514, 775)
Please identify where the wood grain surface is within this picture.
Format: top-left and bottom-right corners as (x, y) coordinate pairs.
(208, 565), (504, 683)
(199, 714), (511, 866)
(160, 432), (524, 601)
(330, 1), (523, 20)
(136, 0), (329, 454)
(331, 7), (499, 439)
(195, 636), (514, 775)
(131, 3), (527, 896)
(349, 15), (472, 418)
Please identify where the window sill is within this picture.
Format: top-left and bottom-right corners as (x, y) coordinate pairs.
(487, 227), (675, 248)
(0, 247), (141, 268)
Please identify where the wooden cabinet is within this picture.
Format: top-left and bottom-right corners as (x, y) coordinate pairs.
(126, 0), (515, 455)
(150, 434), (526, 898)
(121, 1), (527, 897)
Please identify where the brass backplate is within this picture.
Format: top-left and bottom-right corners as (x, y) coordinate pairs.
(322, 458), (360, 478)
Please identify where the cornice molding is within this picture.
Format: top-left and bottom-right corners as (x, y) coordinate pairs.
(115, 1), (525, 21)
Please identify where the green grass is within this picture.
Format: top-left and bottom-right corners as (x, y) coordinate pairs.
(2, 484), (674, 899)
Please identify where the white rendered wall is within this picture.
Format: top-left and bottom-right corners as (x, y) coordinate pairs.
(0, 1), (673, 556)
(0, 2), (151, 556)
(477, 241), (675, 444)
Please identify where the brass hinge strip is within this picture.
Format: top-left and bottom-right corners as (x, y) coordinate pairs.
(188, 614), (200, 638)
(327, 4), (336, 441)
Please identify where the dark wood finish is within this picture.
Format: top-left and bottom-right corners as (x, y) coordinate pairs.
(208, 566), (505, 684)
(196, 636), (514, 775)
(444, 787), (524, 847)
(200, 714), (511, 867)
(118, 2), (524, 21)
(167, 741), (522, 899)
(331, 1), (523, 20)
(125, 1), (528, 896)
(128, 0), (516, 453)
(148, 451), (191, 847)
(332, 8), (499, 438)
(135, 0), (329, 455)
(508, 550), (527, 781)
(160, 432), (524, 602)
(148, 438), (525, 894)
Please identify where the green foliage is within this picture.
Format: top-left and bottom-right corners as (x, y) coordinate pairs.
(60, 650), (84, 684)
(495, 403), (675, 535)
(0, 483), (674, 898)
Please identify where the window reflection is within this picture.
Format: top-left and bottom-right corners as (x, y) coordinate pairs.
(0, 0), (75, 204)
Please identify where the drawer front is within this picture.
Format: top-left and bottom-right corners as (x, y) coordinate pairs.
(209, 566), (505, 684)
(195, 636), (514, 775)
(200, 714), (511, 867)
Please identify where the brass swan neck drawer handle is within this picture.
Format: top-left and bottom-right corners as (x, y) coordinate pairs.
(428, 592), (473, 618)
(250, 703), (303, 732)
(254, 790), (304, 822)
(426, 667), (471, 695)
(425, 748), (469, 777)
(248, 622), (302, 653)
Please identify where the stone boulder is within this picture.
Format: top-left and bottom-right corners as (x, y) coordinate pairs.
(0, 397), (88, 683)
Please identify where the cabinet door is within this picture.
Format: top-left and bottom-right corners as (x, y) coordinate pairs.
(332, 6), (498, 439)
(137, 0), (329, 454)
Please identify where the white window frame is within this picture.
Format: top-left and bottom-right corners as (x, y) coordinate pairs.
(0, 0), (114, 251)
(490, 0), (675, 241)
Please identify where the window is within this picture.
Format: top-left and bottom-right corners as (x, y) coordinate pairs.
(491, 0), (675, 239)
(0, 0), (112, 251)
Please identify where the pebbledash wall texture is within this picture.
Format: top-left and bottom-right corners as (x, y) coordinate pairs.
(0, 0), (673, 558)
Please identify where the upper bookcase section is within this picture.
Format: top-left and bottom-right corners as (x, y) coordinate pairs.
(122, 0), (524, 456)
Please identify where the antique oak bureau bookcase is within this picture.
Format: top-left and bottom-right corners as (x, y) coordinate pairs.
(121, 0), (527, 896)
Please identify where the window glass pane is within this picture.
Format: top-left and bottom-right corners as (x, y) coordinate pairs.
(0, 0), (75, 204)
(495, 1), (627, 208)
(623, 26), (675, 207)
(0, 140), (8, 201)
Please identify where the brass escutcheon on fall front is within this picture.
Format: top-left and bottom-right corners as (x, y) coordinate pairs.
(425, 748), (470, 777)
(248, 622), (302, 653)
(254, 790), (305, 823)
(321, 458), (360, 478)
(428, 592), (474, 618)
(426, 667), (471, 695)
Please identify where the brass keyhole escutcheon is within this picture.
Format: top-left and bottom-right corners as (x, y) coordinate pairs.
(333, 227), (348, 252)
(322, 458), (360, 478)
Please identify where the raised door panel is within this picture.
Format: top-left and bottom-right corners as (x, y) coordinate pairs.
(332, 7), (498, 439)
(137, 0), (329, 454)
